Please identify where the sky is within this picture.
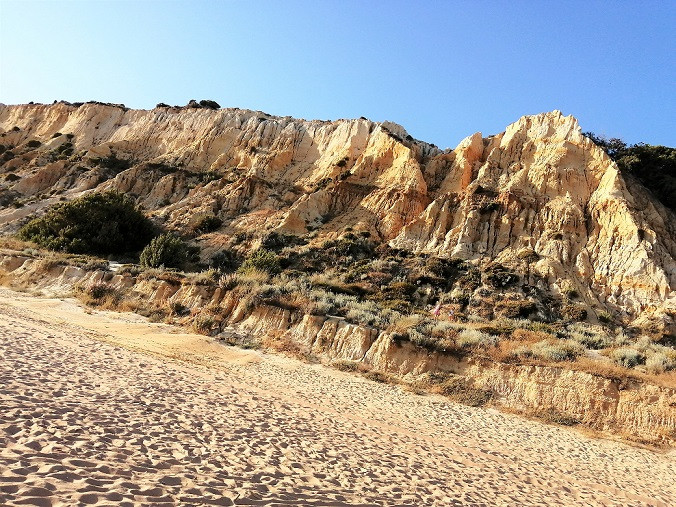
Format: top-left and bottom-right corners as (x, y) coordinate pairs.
(1, 0), (674, 149)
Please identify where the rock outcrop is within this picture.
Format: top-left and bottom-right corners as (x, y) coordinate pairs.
(0, 103), (674, 333)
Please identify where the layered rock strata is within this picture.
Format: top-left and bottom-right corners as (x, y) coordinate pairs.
(0, 103), (674, 332)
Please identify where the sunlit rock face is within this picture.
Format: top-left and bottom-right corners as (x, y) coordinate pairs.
(0, 103), (674, 333)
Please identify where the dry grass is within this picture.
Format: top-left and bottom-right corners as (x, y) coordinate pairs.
(0, 236), (35, 251)
(260, 331), (315, 361)
(511, 328), (556, 342)
(412, 372), (493, 407)
(532, 408), (580, 426)
(362, 370), (397, 384)
(330, 359), (361, 372)
(74, 282), (124, 309)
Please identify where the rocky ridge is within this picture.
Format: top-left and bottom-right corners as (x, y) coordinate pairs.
(0, 102), (674, 334)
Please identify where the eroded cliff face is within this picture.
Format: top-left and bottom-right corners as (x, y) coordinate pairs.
(0, 103), (674, 333)
(1, 252), (673, 446)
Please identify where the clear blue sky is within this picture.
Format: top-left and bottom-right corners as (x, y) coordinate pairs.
(1, 0), (674, 148)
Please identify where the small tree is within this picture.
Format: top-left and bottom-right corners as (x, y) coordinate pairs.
(139, 233), (189, 269)
(237, 248), (281, 275)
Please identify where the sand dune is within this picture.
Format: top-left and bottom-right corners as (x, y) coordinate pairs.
(0, 288), (674, 506)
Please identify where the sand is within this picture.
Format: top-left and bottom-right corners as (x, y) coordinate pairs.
(0, 288), (674, 506)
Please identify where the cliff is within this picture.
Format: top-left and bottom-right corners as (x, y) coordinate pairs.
(1, 252), (673, 446)
(0, 103), (674, 334)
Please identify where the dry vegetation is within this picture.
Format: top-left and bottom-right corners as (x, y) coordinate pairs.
(1, 229), (675, 389)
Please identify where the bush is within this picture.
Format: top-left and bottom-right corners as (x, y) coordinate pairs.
(193, 314), (216, 335)
(77, 282), (122, 308)
(494, 299), (536, 318)
(610, 348), (645, 368)
(199, 99), (221, 110)
(562, 303), (587, 321)
(210, 250), (240, 272)
(331, 360), (359, 372)
(530, 339), (584, 362)
(188, 213), (222, 234)
(536, 409), (579, 426)
(597, 311), (612, 323)
(483, 264), (519, 288)
(139, 233), (190, 269)
(26, 140), (41, 148)
(87, 282), (115, 300)
(91, 153), (131, 174)
(584, 133), (676, 212)
(238, 248), (281, 275)
(569, 329), (609, 349)
(168, 301), (188, 316)
(437, 376), (493, 407)
(456, 328), (497, 349)
(18, 191), (155, 254)
(363, 370), (392, 383)
(645, 352), (676, 374)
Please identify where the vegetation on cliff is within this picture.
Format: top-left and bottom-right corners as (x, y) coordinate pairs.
(584, 132), (676, 212)
(139, 233), (191, 269)
(1, 107), (674, 383)
(18, 191), (155, 255)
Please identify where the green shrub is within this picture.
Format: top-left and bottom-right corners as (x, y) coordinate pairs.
(483, 264), (519, 287)
(18, 191), (154, 254)
(597, 311), (612, 323)
(86, 282), (115, 300)
(168, 301), (188, 316)
(91, 153), (131, 174)
(537, 409), (579, 426)
(210, 250), (240, 272)
(199, 99), (221, 109)
(26, 140), (41, 148)
(585, 133), (676, 212)
(193, 314), (216, 335)
(569, 329), (609, 349)
(139, 233), (190, 269)
(331, 360), (359, 372)
(363, 370), (391, 383)
(494, 299), (536, 318)
(565, 288), (579, 299)
(238, 248), (281, 275)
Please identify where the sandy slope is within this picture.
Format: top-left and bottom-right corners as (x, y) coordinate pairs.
(0, 288), (674, 506)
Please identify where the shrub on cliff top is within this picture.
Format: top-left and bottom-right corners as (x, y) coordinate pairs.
(584, 132), (676, 212)
(18, 191), (154, 255)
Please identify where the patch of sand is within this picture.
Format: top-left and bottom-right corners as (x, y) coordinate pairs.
(0, 288), (674, 506)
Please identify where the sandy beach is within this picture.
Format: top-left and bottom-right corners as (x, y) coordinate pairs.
(0, 287), (674, 506)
